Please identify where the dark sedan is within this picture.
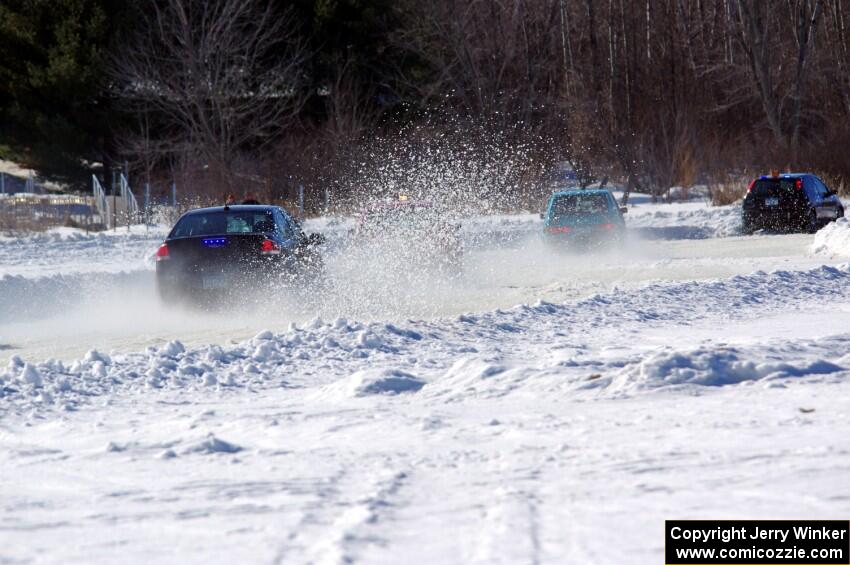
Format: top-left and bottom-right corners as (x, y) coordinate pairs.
(742, 173), (844, 234)
(155, 205), (324, 303)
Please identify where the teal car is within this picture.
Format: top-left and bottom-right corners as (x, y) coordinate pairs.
(541, 189), (627, 247)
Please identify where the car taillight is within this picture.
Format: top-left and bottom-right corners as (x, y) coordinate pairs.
(747, 179), (756, 192)
(546, 226), (571, 234)
(260, 239), (280, 255)
(795, 178), (803, 190)
(155, 243), (170, 261)
(598, 223), (615, 230)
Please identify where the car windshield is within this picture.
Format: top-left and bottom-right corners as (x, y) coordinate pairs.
(550, 193), (609, 217)
(170, 211), (277, 238)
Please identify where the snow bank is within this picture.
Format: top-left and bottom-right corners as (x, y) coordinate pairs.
(343, 368), (426, 397)
(182, 434), (243, 455)
(0, 226), (165, 278)
(0, 224), (168, 243)
(3, 263), (850, 417)
(625, 203), (742, 239)
(811, 217), (850, 257)
(316, 367), (426, 400)
(423, 357), (514, 400)
(610, 344), (846, 393)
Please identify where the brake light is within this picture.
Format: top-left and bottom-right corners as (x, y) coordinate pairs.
(747, 179), (756, 192)
(155, 243), (170, 261)
(260, 239), (280, 255)
(546, 226), (571, 234)
(598, 223), (615, 230)
(795, 178), (803, 190)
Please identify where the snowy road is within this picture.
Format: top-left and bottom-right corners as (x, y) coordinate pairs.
(0, 230), (827, 364)
(3, 205), (850, 564)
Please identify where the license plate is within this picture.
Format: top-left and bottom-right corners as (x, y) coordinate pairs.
(817, 208), (838, 219)
(765, 197), (779, 207)
(202, 274), (227, 290)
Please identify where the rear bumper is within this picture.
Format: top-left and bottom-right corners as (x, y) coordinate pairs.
(542, 228), (624, 248)
(155, 257), (301, 298)
(543, 223), (625, 237)
(742, 208), (806, 232)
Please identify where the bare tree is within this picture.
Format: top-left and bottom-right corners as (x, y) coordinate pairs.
(110, 0), (307, 193)
(393, 0), (561, 131)
(732, 0), (785, 142)
(788, 0), (824, 158)
(824, 0), (850, 116)
(105, 0), (850, 202)
(323, 56), (383, 144)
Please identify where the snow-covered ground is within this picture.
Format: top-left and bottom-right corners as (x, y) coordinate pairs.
(2, 198), (850, 564)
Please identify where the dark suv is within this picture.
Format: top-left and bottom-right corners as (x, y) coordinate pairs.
(742, 173), (844, 234)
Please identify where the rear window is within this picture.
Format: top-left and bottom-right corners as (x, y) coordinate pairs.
(170, 211), (277, 238)
(751, 178), (800, 196)
(550, 193), (610, 217)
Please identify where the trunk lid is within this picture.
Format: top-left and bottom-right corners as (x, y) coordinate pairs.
(165, 234), (270, 272)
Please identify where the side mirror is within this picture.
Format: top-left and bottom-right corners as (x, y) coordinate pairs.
(307, 233), (326, 245)
(619, 207), (628, 214)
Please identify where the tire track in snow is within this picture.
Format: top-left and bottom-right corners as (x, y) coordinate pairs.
(470, 486), (542, 565)
(274, 463), (410, 565)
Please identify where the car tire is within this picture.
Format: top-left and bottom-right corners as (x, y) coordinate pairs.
(157, 279), (182, 305)
(805, 208), (820, 234)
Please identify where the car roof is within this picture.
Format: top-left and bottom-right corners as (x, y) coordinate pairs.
(550, 189), (612, 198)
(755, 173), (809, 180)
(183, 205), (278, 215)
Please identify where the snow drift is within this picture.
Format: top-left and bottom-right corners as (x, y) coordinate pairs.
(811, 217), (850, 257)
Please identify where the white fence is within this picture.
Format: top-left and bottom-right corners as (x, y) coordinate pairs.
(92, 175), (111, 226)
(120, 174), (140, 222)
(91, 174), (144, 229)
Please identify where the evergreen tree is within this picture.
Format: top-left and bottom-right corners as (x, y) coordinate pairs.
(0, 0), (127, 187)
